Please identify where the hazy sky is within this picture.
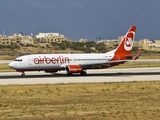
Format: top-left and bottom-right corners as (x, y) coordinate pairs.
(0, 0), (160, 41)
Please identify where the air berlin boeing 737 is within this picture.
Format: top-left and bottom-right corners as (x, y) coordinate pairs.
(9, 26), (142, 76)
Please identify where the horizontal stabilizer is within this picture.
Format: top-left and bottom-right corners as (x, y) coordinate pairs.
(125, 55), (134, 59)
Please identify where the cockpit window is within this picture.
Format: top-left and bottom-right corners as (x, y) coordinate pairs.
(14, 59), (23, 62)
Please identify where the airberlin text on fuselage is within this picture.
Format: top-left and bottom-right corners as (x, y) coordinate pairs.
(33, 56), (70, 64)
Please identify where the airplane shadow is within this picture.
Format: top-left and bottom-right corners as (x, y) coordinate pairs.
(0, 72), (160, 79)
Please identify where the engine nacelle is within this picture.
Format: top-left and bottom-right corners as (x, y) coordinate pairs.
(66, 65), (82, 73)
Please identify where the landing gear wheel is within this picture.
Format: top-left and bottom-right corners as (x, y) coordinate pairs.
(80, 71), (86, 76)
(21, 73), (25, 76)
(67, 73), (73, 76)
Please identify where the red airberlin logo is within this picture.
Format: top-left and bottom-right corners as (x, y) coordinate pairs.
(124, 31), (135, 51)
(33, 56), (70, 64)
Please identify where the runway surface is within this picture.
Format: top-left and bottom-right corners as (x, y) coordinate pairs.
(0, 67), (160, 85)
(0, 60), (13, 63)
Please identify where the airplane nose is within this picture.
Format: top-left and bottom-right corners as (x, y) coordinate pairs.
(8, 62), (16, 69)
(8, 62), (13, 68)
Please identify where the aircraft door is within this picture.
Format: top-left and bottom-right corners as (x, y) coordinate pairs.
(28, 57), (32, 65)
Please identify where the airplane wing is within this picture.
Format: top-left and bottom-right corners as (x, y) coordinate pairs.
(80, 49), (143, 69)
(80, 59), (129, 69)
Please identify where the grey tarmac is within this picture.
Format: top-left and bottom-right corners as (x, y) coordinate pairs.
(0, 67), (160, 85)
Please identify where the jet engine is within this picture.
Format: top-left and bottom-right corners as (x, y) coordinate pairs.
(66, 65), (82, 73)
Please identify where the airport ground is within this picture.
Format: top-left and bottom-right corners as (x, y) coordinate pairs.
(0, 67), (160, 120)
(0, 81), (160, 120)
(0, 55), (160, 119)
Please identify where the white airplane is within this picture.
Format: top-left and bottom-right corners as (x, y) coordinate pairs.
(9, 26), (142, 76)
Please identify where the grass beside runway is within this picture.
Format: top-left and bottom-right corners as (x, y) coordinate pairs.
(0, 56), (18, 60)
(112, 61), (160, 68)
(0, 81), (160, 120)
(0, 64), (16, 72)
(139, 54), (160, 59)
(0, 63), (16, 72)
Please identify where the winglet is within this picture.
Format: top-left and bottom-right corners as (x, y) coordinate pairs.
(134, 49), (142, 60)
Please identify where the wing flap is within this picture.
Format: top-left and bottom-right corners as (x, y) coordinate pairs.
(80, 60), (129, 69)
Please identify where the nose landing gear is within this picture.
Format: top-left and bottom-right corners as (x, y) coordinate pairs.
(17, 70), (25, 76)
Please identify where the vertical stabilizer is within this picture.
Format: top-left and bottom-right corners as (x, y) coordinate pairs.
(114, 26), (136, 55)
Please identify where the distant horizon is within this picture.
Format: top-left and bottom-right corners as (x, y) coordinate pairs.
(1, 1), (160, 41)
(0, 30), (156, 42)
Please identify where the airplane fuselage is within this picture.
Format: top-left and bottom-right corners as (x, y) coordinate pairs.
(9, 53), (115, 72)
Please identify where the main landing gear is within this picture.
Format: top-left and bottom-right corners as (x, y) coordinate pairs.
(67, 71), (87, 76)
(21, 72), (25, 76)
(67, 73), (73, 76)
(80, 71), (86, 75)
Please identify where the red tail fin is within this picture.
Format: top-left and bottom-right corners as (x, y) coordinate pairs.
(115, 26), (136, 55)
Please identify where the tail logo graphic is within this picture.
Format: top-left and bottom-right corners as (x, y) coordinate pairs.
(124, 31), (135, 51)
